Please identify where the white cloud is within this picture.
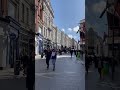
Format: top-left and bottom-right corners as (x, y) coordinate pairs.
(73, 26), (79, 32)
(61, 28), (65, 32)
(92, 1), (106, 13)
(68, 28), (72, 32)
(68, 34), (73, 38)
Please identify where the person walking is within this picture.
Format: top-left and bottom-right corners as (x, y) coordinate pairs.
(85, 55), (90, 74)
(76, 50), (80, 60)
(70, 49), (73, 58)
(93, 55), (98, 68)
(97, 57), (103, 79)
(51, 49), (57, 71)
(45, 48), (52, 70)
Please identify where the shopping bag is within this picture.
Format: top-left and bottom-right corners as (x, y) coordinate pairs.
(76, 53), (80, 60)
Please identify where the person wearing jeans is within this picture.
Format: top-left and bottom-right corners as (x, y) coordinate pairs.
(51, 49), (57, 71)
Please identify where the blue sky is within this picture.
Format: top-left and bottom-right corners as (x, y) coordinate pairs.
(51, 0), (85, 41)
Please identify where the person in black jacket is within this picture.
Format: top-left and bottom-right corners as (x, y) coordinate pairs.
(85, 55), (90, 74)
(70, 49), (73, 58)
(45, 48), (52, 70)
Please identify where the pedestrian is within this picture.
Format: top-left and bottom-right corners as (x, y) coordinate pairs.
(26, 49), (35, 90)
(85, 55), (89, 74)
(74, 50), (76, 56)
(97, 57), (103, 79)
(94, 55), (98, 68)
(70, 49), (73, 58)
(41, 52), (44, 58)
(76, 50), (80, 60)
(51, 49), (57, 71)
(45, 48), (52, 70)
(111, 57), (116, 80)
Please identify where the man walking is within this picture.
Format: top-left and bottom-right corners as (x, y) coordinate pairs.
(45, 48), (52, 70)
(70, 48), (73, 58)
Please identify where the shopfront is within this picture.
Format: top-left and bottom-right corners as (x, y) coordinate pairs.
(0, 16), (20, 70)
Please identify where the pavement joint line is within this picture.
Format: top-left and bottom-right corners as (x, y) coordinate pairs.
(35, 71), (77, 76)
(36, 74), (84, 81)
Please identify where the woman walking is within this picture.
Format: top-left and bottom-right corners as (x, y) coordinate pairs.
(51, 49), (57, 71)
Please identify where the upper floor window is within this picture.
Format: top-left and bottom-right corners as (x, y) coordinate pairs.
(8, 1), (16, 19)
(21, 3), (24, 22)
(0, 0), (2, 15)
(26, 7), (29, 25)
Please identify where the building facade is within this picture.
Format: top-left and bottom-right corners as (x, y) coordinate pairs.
(0, 0), (35, 71)
(61, 31), (66, 48)
(35, 0), (44, 55)
(86, 27), (103, 56)
(52, 24), (57, 48)
(106, 0), (120, 60)
(57, 28), (61, 49)
(42, 0), (54, 49)
(79, 19), (85, 52)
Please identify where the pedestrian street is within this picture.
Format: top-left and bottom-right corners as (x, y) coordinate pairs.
(35, 54), (85, 90)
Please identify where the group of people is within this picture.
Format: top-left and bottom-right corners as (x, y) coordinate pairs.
(85, 55), (117, 80)
(70, 49), (83, 59)
(44, 48), (57, 71)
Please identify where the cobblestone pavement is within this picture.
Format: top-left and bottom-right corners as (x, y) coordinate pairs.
(35, 54), (85, 90)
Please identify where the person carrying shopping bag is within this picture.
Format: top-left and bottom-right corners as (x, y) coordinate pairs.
(51, 49), (57, 71)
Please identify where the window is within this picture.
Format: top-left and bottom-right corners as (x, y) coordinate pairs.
(49, 30), (50, 37)
(38, 6), (40, 16)
(49, 17), (50, 26)
(26, 7), (29, 24)
(0, 0), (2, 15)
(46, 29), (47, 37)
(38, 27), (42, 34)
(40, 5), (43, 20)
(8, 2), (16, 19)
(22, 3), (24, 22)
(44, 27), (45, 36)
(46, 17), (47, 25)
